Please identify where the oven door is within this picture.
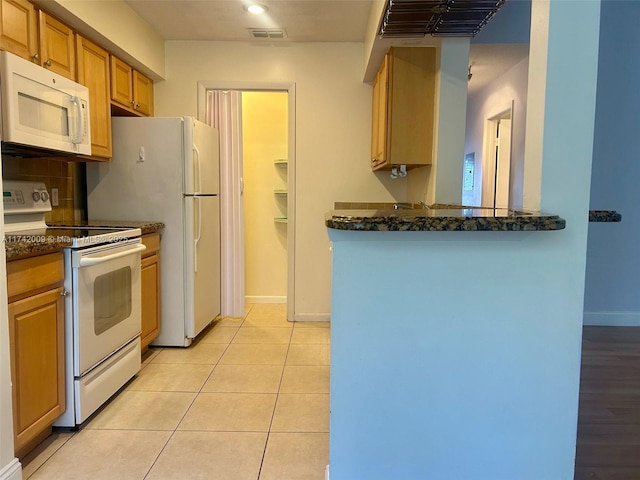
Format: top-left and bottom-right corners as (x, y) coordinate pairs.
(71, 239), (146, 376)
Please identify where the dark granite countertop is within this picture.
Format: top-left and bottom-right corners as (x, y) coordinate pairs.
(47, 220), (165, 235)
(326, 204), (565, 232)
(588, 210), (622, 222)
(327, 203), (623, 231)
(4, 234), (72, 261)
(4, 221), (165, 261)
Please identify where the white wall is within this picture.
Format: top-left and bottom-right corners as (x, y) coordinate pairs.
(584, 0), (640, 326)
(242, 92), (288, 303)
(0, 168), (20, 479)
(464, 56), (529, 208)
(155, 41), (407, 319)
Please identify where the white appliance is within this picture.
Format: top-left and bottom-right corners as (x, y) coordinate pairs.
(3, 181), (144, 427)
(0, 51), (91, 156)
(87, 117), (221, 347)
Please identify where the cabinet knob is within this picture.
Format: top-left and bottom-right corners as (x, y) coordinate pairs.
(60, 290), (69, 297)
(135, 103), (140, 109)
(31, 53), (39, 61)
(44, 59), (52, 67)
(131, 100), (136, 106)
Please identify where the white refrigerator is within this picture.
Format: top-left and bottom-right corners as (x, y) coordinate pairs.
(86, 117), (221, 347)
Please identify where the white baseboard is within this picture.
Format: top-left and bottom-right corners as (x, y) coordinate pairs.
(245, 296), (286, 304)
(325, 464), (330, 480)
(583, 311), (640, 326)
(0, 459), (21, 480)
(294, 313), (331, 323)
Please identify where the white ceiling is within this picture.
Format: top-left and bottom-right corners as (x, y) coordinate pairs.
(124, 0), (374, 42)
(123, 0), (528, 92)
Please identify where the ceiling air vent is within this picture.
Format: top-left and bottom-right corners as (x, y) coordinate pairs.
(248, 28), (287, 39)
(379, 0), (507, 38)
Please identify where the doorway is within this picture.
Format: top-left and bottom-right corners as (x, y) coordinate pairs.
(198, 82), (296, 322)
(482, 105), (513, 209)
(241, 92), (288, 304)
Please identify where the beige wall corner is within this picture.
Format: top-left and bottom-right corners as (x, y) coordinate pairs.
(432, 38), (470, 205)
(522, 0), (550, 212)
(363, 0), (386, 83)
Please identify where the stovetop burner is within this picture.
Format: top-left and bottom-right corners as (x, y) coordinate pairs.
(3, 180), (141, 248)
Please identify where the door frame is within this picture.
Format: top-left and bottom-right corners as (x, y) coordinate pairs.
(481, 102), (514, 209)
(197, 81), (296, 322)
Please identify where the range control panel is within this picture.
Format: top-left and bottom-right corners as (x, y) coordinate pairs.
(3, 180), (52, 215)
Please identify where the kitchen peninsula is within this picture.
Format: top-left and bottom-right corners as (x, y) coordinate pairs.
(325, 205), (580, 479)
(326, 204), (566, 231)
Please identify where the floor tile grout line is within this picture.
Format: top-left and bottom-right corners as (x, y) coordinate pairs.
(22, 305), (332, 479)
(144, 313), (248, 480)
(140, 429), (177, 480)
(22, 430), (77, 480)
(256, 323), (295, 480)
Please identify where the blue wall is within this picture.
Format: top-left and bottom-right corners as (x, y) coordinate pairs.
(583, 1), (640, 324)
(472, 0), (531, 44)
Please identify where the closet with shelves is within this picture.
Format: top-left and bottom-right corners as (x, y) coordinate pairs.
(274, 159), (288, 223)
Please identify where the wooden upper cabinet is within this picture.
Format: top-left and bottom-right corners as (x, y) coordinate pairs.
(110, 55), (133, 109)
(38, 11), (75, 80)
(76, 35), (112, 159)
(133, 70), (153, 116)
(110, 55), (154, 116)
(0, 0), (37, 61)
(371, 54), (389, 169)
(370, 47), (436, 171)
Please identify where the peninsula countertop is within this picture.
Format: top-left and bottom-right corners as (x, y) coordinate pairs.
(326, 205), (566, 232)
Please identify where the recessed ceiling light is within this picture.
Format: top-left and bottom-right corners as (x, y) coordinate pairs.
(245, 4), (268, 15)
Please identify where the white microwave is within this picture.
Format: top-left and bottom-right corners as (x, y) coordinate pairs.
(0, 51), (91, 156)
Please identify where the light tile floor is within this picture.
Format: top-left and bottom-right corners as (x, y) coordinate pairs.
(22, 304), (330, 480)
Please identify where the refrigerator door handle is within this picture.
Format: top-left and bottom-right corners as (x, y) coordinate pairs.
(194, 196), (202, 273)
(193, 144), (202, 194)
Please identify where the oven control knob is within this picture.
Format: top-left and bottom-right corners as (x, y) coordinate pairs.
(40, 191), (49, 202)
(32, 191), (40, 202)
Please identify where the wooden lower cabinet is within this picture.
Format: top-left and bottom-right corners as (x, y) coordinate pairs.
(141, 233), (160, 350)
(6, 253), (65, 458)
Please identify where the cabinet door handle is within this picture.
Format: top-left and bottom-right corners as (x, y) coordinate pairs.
(44, 59), (52, 67)
(31, 53), (39, 61)
(60, 290), (69, 297)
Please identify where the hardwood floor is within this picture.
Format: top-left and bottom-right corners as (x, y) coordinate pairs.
(575, 326), (640, 480)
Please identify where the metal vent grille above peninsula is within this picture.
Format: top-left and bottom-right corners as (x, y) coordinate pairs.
(379, 0), (507, 38)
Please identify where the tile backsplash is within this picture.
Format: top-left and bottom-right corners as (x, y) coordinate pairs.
(2, 156), (83, 223)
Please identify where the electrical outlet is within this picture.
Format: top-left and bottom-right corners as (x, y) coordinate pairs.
(51, 188), (59, 206)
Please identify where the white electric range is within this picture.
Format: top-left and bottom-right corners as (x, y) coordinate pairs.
(3, 180), (146, 427)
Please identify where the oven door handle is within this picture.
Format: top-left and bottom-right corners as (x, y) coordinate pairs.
(78, 244), (147, 267)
